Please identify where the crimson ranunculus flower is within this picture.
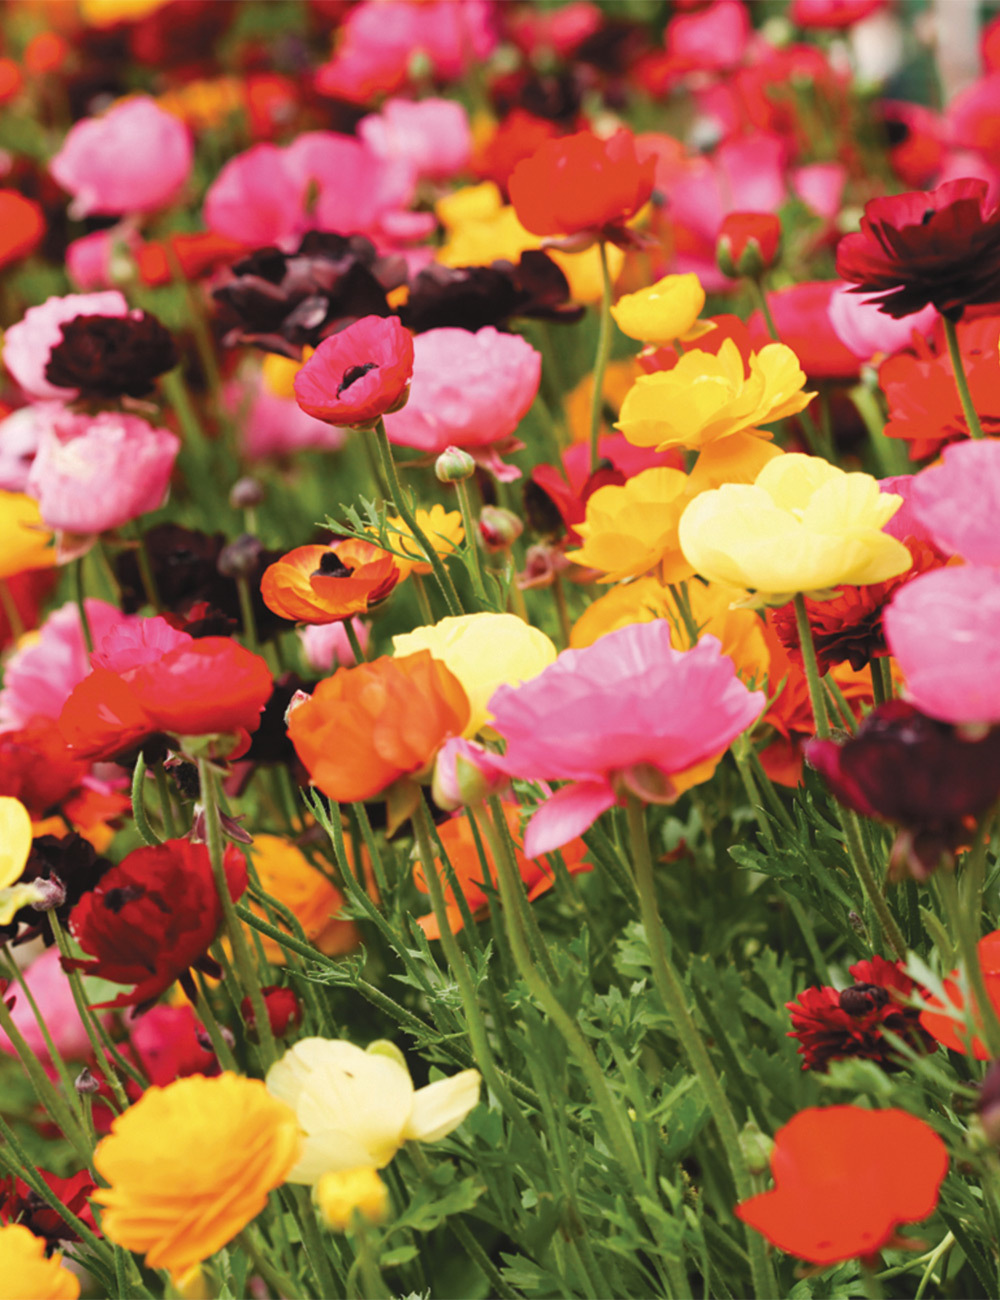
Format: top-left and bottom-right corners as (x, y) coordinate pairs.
(293, 315), (414, 428)
(64, 839), (247, 1011)
(836, 178), (1000, 320)
(716, 212), (782, 278)
(508, 128), (655, 243)
(0, 718), (88, 816)
(787, 955), (936, 1072)
(805, 700), (1000, 879)
(261, 539), (399, 624)
(736, 1106), (948, 1265)
(0, 1169), (96, 1247)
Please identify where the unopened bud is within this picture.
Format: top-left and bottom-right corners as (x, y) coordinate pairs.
(435, 446), (476, 483)
(75, 1066), (100, 1095)
(285, 688), (312, 725)
(315, 1167), (389, 1232)
(29, 875), (66, 912)
(217, 533), (264, 579)
(479, 506), (523, 551)
(738, 1119), (774, 1176)
(716, 212), (781, 279)
(241, 986), (303, 1040)
(230, 477), (266, 510)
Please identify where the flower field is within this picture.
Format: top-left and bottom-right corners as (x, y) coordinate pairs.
(5, 1), (1000, 1297)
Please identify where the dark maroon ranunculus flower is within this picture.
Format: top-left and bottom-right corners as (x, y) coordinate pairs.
(400, 252), (583, 334)
(836, 178), (1000, 320)
(213, 230), (406, 359)
(64, 839), (247, 1011)
(45, 311), (177, 398)
(805, 700), (1000, 877)
(0, 833), (112, 949)
(787, 955), (936, 1072)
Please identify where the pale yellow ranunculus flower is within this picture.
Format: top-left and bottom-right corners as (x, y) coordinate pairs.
(392, 612), (556, 736)
(617, 339), (813, 452)
(266, 1038), (480, 1184)
(678, 453), (912, 601)
(610, 273), (714, 347)
(566, 467), (694, 584)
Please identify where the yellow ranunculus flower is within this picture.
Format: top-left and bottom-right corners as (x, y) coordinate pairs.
(610, 273), (714, 346)
(315, 1167), (390, 1232)
(0, 1224), (79, 1300)
(0, 492), (55, 579)
(392, 612), (556, 737)
(385, 505), (464, 580)
(678, 453), (912, 601)
(617, 339), (814, 452)
(79, 0), (169, 25)
(565, 467), (694, 584)
(261, 351), (305, 401)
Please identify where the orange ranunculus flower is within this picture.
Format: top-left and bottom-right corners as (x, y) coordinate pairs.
(248, 834), (359, 961)
(288, 652), (470, 803)
(261, 538), (400, 624)
(93, 1073), (300, 1280)
(0, 1224), (79, 1300)
(413, 801), (592, 938)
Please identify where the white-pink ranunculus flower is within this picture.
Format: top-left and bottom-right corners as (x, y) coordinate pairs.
(884, 566), (1000, 726)
(383, 327), (541, 480)
(3, 291), (129, 401)
(906, 440), (1000, 565)
(358, 98), (472, 181)
(0, 946), (106, 1065)
(26, 410), (179, 535)
(297, 620), (369, 673)
(827, 284), (936, 360)
(50, 97), (192, 218)
(0, 403), (64, 491)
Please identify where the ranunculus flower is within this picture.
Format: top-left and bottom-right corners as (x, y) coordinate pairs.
(0, 945), (98, 1066)
(358, 97), (471, 181)
(906, 439), (1000, 564)
(919, 932), (1000, 1058)
(43, 310), (176, 400)
(0, 1224), (79, 1300)
(836, 178), (1000, 320)
(617, 340), (813, 453)
(246, 834), (358, 963)
(93, 1074), (300, 1279)
(298, 620), (369, 674)
(487, 623), (764, 855)
(716, 212), (782, 278)
(392, 613), (557, 737)
(26, 410), (179, 537)
(884, 566), (1000, 726)
(679, 454), (912, 601)
(383, 326), (541, 480)
(0, 192), (44, 270)
(0, 491), (54, 579)
(288, 651), (470, 803)
(227, 365), (347, 460)
(736, 1107), (948, 1265)
(65, 839), (248, 1010)
(3, 291), (129, 400)
(50, 97), (192, 218)
(294, 316), (414, 428)
(610, 273), (710, 346)
(827, 285), (936, 361)
(261, 539), (400, 624)
(265, 1038), (480, 1183)
(564, 466), (694, 584)
(509, 128), (655, 241)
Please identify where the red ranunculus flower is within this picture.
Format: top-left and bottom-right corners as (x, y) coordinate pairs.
(0, 717), (88, 816)
(736, 1106), (948, 1265)
(508, 128), (655, 242)
(787, 955), (936, 1072)
(919, 931), (1000, 1059)
(0, 1168), (97, 1247)
(64, 839), (247, 1011)
(0, 192), (45, 270)
(716, 211), (781, 278)
(241, 986), (303, 1039)
(293, 315), (414, 428)
(836, 178), (1000, 320)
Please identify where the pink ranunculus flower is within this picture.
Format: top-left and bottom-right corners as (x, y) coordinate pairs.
(3, 291), (128, 401)
(487, 623), (765, 855)
(26, 410), (180, 536)
(791, 162), (846, 221)
(203, 143), (305, 248)
(225, 371), (347, 460)
(884, 566), (1000, 726)
(66, 225), (140, 291)
(49, 97), (193, 219)
(827, 284), (937, 361)
(878, 475), (939, 546)
(905, 440), (1000, 564)
(0, 403), (64, 491)
(0, 946), (105, 1065)
(92, 614), (192, 674)
(383, 326), (541, 480)
(297, 619), (369, 673)
(432, 736), (509, 811)
(358, 98), (472, 182)
(0, 599), (134, 730)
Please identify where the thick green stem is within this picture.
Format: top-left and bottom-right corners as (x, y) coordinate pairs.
(588, 240), (614, 475)
(938, 869), (1000, 1059)
(372, 420), (463, 615)
(454, 476), (487, 603)
(130, 753), (162, 847)
(74, 558), (94, 656)
(343, 617), (368, 664)
(624, 795), (777, 1299)
(793, 593), (828, 739)
(942, 314), (985, 440)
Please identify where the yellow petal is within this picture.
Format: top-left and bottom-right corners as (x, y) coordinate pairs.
(0, 797), (31, 891)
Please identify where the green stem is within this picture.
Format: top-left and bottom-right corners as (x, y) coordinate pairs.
(938, 869), (1000, 1059)
(942, 314), (985, 440)
(668, 581), (700, 645)
(154, 761), (179, 839)
(624, 795), (777, 1300)
(372, 420), (463, 616)
(130, 753), (162, 847)
(870, 656), (892, 707)
(551, 572), (572, 650)
(793, 592), (828, 740)
(588, 240), (614, 475)
(197, 758), (278, 1068)
(411, 573), (435, 624)
(482, 798), (560, 985)
(133, 530), (161, 613)
(192, 975), (239, 1071)
(343, 617), (368, 664)
(454, 476), (487, 603)
(236, 575), (259, 654)
(238, 1230), (302, 1300)
(74, 557), (94, 656)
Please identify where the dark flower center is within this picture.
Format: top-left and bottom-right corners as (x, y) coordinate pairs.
(839, 983), (890, 1016)
(336, 362), (377, 397)
(103, 885), (146, 913)
(315, 553), (354, 579)
(921, 209), (935, 226)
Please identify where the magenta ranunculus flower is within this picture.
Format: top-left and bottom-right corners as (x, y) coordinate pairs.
(3, 291), (128, 400)
(487, 623), (765, 855)
(358, 98), (472, 181)
(884, 566), (1000, 725)
(49, 97), (193, 219)
(827, 285), (937, 361)
(383, 327), (541, 480)
(294, 316), (414, 428)
(906, 440), (1000, 564)
(26, 411), (180, 536)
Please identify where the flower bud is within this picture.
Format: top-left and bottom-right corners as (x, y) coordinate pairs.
(29, 875), (66, 912)
(479, 505), (523, 551)
(716, 212), (782, 279)
(314, 1167), (389, 1232)
(75, 1066), (100, 1095)
(241, 986), (303, 1040)
(217, 533), (264, 579)
(230, 477), (266, 510)
(738, 1119), (774, 1176)
(432, 737), (509, 811)
(435, 445), (476, 483)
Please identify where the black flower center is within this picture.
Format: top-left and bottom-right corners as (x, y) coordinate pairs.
(315, 553), (354, 579)
(336, 362), (377, 397)
(839, 983), (889, 1016)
